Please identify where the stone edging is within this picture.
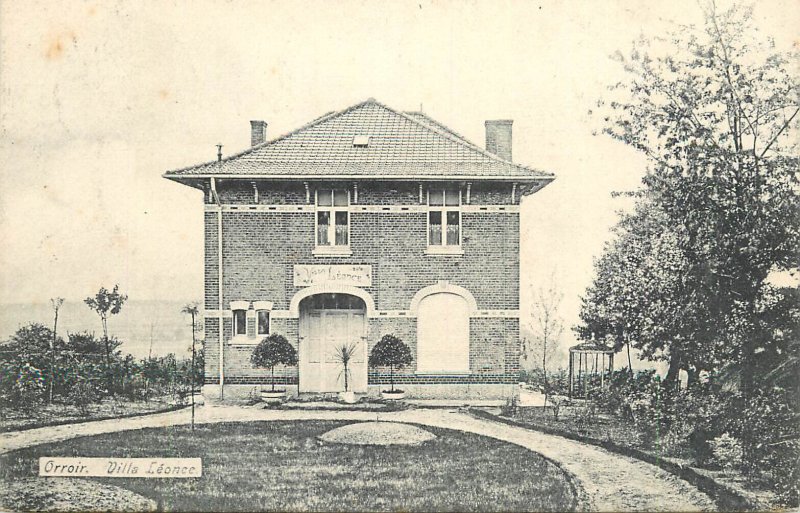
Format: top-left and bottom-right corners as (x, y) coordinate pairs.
(469, 409), (755, 512)
(0, 404), (191, 434)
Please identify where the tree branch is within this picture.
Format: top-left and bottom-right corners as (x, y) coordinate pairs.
(759, 107), (800, 158)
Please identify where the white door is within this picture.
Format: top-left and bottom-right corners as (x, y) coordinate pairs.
(299, 309), (366, 392)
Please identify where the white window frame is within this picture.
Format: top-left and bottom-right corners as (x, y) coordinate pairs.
(314, 188), (351, 256)
(256, 310), (270, 336)
(426, 186), (463, 255)
(232, 309), (247, 338)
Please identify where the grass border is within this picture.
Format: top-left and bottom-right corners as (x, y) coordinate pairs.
(0, 404), (190, 434)
(470, 408), (756, 512)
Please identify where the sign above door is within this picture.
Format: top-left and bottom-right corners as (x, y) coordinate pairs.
(293, 264), (372, 288)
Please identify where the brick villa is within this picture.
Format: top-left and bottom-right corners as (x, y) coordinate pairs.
(164, 98), (553, 400)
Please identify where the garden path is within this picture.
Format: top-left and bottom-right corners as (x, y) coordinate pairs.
(0, 404), (715, 512)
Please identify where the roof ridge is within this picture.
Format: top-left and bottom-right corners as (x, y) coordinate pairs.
(403, 111), (478, 147)
(376, 100), (529, 170)
(401, 105), (551, 176)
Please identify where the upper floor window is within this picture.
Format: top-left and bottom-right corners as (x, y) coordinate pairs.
(427, 187), (461, 253)
(316, 189), (349, 249)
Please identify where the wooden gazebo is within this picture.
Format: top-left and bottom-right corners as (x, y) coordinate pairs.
(568, 340), (614, 398)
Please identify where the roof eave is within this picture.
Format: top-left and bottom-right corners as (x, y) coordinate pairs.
(163, 173), (206, 190)
(162, 173), (554, 183)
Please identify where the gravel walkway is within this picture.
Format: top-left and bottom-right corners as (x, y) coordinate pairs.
(0, 405), (716, 512)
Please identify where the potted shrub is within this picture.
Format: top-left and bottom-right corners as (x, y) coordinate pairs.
(369, 334), (412, 400)
(332, 342), (359, 403)
(250, 334), (298, 402)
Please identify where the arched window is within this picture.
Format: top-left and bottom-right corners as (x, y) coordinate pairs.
(416, 292), (470, 372)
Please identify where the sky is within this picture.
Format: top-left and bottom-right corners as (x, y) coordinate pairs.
(1, 0), (797, 359)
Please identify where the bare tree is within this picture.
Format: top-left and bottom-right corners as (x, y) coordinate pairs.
(182, 302), (200, 431)
(49, 297), (64, 404)
(525, 274), (564, 408)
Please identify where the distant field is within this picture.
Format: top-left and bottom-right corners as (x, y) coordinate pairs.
(0, 300), (196, 357)
(0, 421), (579, 512)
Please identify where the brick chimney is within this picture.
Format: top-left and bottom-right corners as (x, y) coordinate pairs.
(485, 120), (513, 161)
(250, 120), (267, 147)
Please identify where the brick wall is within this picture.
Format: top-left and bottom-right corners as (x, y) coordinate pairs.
(203, 181), (522, 389)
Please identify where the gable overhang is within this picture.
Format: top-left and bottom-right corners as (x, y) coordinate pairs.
(163, 173), (554, 182)
(163, 173), (554, 196)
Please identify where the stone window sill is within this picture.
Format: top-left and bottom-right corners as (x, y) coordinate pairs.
(313, 246), (352, 257)
(415, 370), (471, 375)
(229, 336), (258, 346)
(424, 246), (464, 256)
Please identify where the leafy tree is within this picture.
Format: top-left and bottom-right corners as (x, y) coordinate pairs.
(64, 331), (120, 398)
(0, 324), (67, 404)
(84, 284), (128, 395)
(588, 2), (799, 393)
(1, 324), (63, 371)
(250, 334), (298, 392)
(582, 3), (800, 497)
(578, 201), (716, 385)
(369, 334), (413, 392)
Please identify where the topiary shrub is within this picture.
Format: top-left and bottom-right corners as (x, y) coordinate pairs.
(369, 335), (412, 393)
(251, 334), (298, 392)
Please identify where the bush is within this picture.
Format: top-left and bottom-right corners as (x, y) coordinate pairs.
(500, 395), (519, 416)
(574, 402), (599, 434)
(709, 433), (743, 474)
(728, 387), (800, 506)
(549, 395), (570, 420)
(68, 380), (101, 415)
(13, 364), (45, 410)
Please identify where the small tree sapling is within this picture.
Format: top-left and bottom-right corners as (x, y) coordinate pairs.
(369, 335), (413, 393)
(250, 334), (298, 392)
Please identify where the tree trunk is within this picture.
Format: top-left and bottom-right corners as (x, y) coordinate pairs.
(627, 341), (633, 375)
(664, 351), (682, 389)
(102, 317), (114, 397)
(50, 309), (58, 405)
(686, 367), (698, 387)
(190, 312), (196, 431)
(390, 364), (394, 392)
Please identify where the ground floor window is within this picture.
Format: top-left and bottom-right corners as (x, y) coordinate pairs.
(233, 309), (246, 337)
(416, 292), (470, 372)
(257, 310), (270, 336)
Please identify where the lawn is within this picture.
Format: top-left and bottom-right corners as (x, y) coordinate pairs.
(0, 421), (579, 512)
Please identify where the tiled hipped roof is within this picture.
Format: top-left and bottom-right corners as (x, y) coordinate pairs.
(163, 99), (554, 183)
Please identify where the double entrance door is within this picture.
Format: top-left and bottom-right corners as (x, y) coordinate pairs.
(299, 307), (367, 393)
